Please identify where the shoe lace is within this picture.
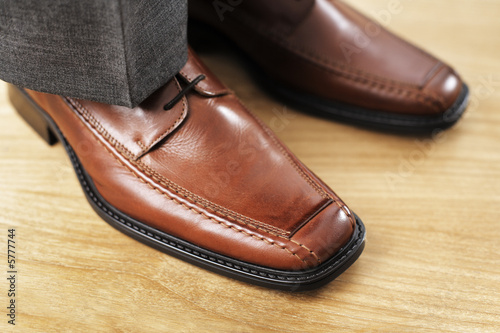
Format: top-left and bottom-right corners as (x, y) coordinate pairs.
(163, 74), (206, 110)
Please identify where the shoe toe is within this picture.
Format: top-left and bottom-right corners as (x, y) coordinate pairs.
(292, 203), (356, 267)
(421, 64), (463, 115)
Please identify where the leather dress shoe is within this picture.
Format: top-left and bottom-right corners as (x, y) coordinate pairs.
(189, 0), (469, 132)
(8, 48), (365, 291)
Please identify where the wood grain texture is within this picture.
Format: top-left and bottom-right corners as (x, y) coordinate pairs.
(1, 0), (499, 332)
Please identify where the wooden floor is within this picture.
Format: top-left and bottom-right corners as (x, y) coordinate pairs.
(1, 0), (499, 332)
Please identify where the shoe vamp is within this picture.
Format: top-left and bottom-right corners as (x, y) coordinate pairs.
(139, 93), (332, 236)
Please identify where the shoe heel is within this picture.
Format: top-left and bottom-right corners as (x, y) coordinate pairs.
(7, 84), (58, 145)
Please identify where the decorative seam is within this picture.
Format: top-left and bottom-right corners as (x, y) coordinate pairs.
(237, 96), (334, 202)
(67, 97), (291, 238)
(135, 140), (147, 151)
(234, 13), (446, 111)
(81, 117), (311, 266)
(235, 98), (352, 227)
(290, 240), (321, 263)
(138, 78), (188, 157)
(63, 98), (328, 264)
(237, 12), (414, 87)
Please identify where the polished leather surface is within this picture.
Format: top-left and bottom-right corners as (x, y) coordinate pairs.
(189, 0), (464, 115)
(25, 49), (355, 270)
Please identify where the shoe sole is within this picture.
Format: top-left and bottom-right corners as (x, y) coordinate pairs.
(188, 20), (470, 133)
(269, 82), (470, 133)
(8, 84), (366, 291)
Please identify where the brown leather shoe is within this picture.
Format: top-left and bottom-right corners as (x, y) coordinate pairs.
(189, 0), (469, 132)
(7, 48), (365, 290)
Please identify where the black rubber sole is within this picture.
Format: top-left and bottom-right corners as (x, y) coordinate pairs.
(188, 20), (470, 133)
(270, 82), (470, 133)
(8, 85), (366, 291)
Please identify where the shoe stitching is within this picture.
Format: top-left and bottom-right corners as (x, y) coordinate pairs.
(67, 88), (343, 238)
(232, 13), (446, 112)
(143, 173), (308, 265)
(138, 78), (189, 157)
(80, 118), (311, 266)
(236, 94), (335, 203)
(63, 97), (327, 264)
(276, 40), (444, 112)
(77, 159), (364, 281)
(236, 96), (331, 201)
(136, 163), (292, 236)
(289, 240), (321, 263)
(79, 147), (364, 282)
(242, 100), (356, 228)
(66, 97), (291, 238)
(229, 93), (353, 243)
(62, 94), (330, 263)
(136, 96), (336, 247)
(285, 46), (444, 112)
(327, 0), (446, 95)
(136, 140), (147, 151)
(235, 11), (415, 88)
(298, 85), (467, 126)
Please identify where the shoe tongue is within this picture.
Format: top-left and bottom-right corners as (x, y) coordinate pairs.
(178, 47), (231, 97)
(68, 77), (188, 161)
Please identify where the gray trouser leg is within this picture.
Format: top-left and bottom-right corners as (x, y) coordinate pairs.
(0, 0), (187, 107)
